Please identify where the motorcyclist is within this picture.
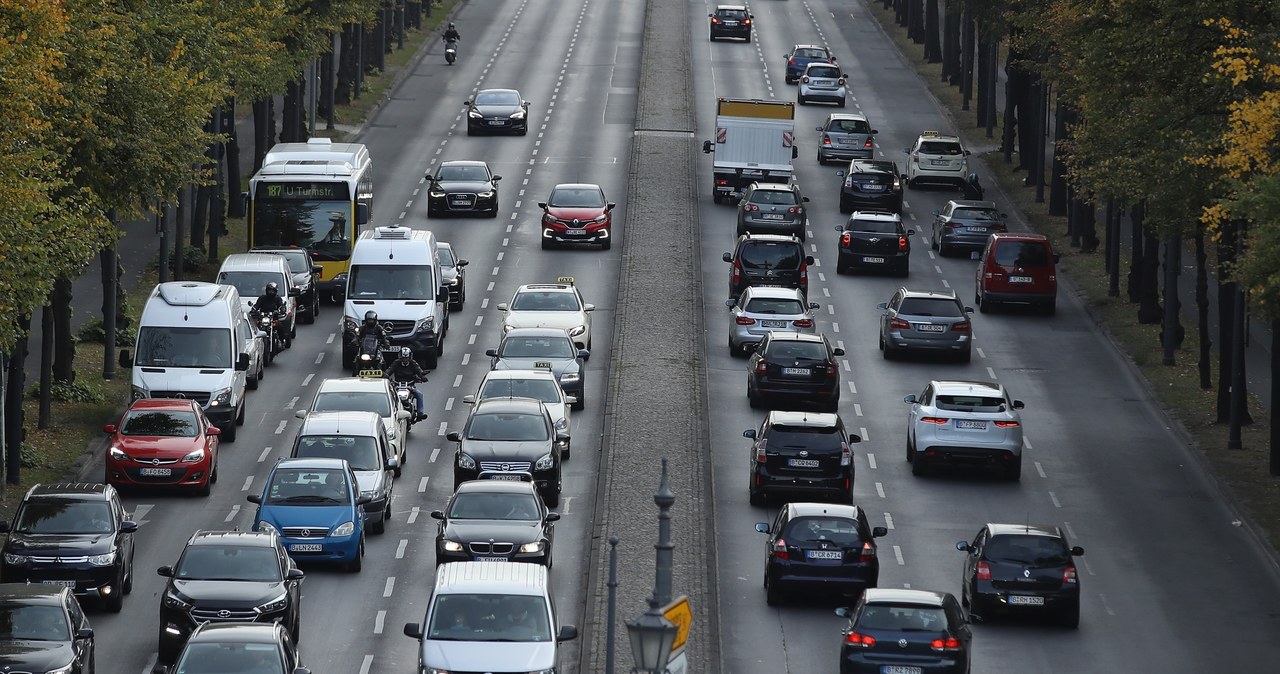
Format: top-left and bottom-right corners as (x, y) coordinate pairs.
(254, 282), (286, 315)
(961, 172), (985, 200)
(443, 23), (461, 44)
(355, 310), (391, 360)
(385, 346), (429, 421)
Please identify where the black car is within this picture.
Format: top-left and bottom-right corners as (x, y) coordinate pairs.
(754, 503), (886, 604)
(156, 530), (304, 663)
(437, 241), (468, 310)
(837, 159), (903, 214)
(465, 88), (530, 136)
(448, 397), (567, 506)
(709, 4), (752, 41)
(834, 210), (913, 277)
(746, 331), (844, 411)
(0, 584), (94, 674)
(930, 199), (1008, 256)
(250, 246), (324, 321)
(432, 479), (559, 566)
(723, 233), (813, 299)
(835, 588), (972, 674)
(0, 483), (137, 612)
(744, 410), (859, 505)
(956, 523), (1083, 628)
(736, 181), (808, 239)
(156, 622), (309, 674)
(425, 160), (502, 217)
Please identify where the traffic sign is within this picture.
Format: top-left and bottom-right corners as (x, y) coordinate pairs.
(662, 595), (692, 653)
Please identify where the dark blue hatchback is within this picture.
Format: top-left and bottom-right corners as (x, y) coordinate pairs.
(784, 44), (836, 84)
(755, 503), (887, 605)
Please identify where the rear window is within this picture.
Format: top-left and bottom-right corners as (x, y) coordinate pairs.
(830, 119), (870, 134)
(935, 394), (1006, 412)
(745, 298), (804, 315)
(808, 66), (840, 78)
(898, 298), (963, 317)
(766, 340), (827, 361)
(717, 9), (747, 19)
(764, 424), (843, 450)
(784, 516), (862, 545)
(845, 218), (898, 234)
(985, 534), (1071, 566)
(951, 208), (1000, 221)
(739, 242), (802, 269)
(993, 241), (1050, 268)
(858, 605), (948, 631)
(919, 141), (963, 155)
(748, 190), (798, 206)
(795, 48), (828, 59)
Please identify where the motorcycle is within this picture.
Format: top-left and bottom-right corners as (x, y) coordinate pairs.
(353, 334), (389, 377)
(249, 304), (288, 366)
(389, 376), (428, 424)
(445, 38), (458, 65)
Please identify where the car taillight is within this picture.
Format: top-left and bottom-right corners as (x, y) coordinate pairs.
(826, 362), (839, 378)
(951, 320), (971, 332)
(931, 636), (962, 652)
(787, 206), (804, 214)
(864, 137), (873, 148)
(792, 318), (813, 328)
(1063, 566), (1078, 584)
(755, 438), (767, 462)
(711, 17), (720, 24)
(845, 632), (876, 647)
(889, 317), (910, 330)
(975, 561), (991, 580)
(840, 232), (851, 246)
(994, 420), (1020, 428)
(743, 18), (752, 25)
(840, 442), (852, 466)
(736, 316), (756, 325)
(744, 204), (759, 212)
(771, 537), (789, 560)
(716, 178), (730, 187)
(859, 540), (875, 561)
(898, 236), (908, 250)
(911, 154), (920, 163)
(799, 262), (808, 288)
(802, 76), (810, 84)
(920, 416), (949, 425)
(732, 260), (742, 285)
(837, 78), (846, 85)
(823, 136), (832, 146)
(945, 220), (963, 229)
(788, 57), (796, 66)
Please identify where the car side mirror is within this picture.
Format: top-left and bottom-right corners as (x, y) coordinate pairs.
(404, 622), (424, 639)
(906, 229), (915, 236)
(356, 495), (372, 505)
(931, 210), (941, 216)
(708, 13), (714, 17)
(256, 331), (268, 340)
(1071, 546), (1085, 556)
(236, 353), (250, 371)
(386, 457), (400, 470)
(103, 424), (117, 434)
(900, 173), (909, 181)
(754, 522), (769, 534)
(1013, 400), (1025, 409)
(537, 202), (548, 209)
(396, 410), (412, 421)
(464, 99), (473, 106)
(430, 510), (446, 520)
(834, 225), (844, 232)
(584, 304), (595, 312)
(965, 149), (971, 155)
(802, 196), (811, 202)
(246, 494), (261, 504)
(565, 395), (579, 405)
(834, 607), (851, 618)
(743, 429), (757, 439)
(497, 303), (509, 312)
(876, 302), (888, 310)
(286, 567), (305, 581)
(119, 521), (139, 533)
(462, 395), (477, 405)
(446, 431), (462, 442)
(118, 350), (133, 368)
(293, 667), (312, 674)
(835, 170), (845, 177)
(832, 347), (845, 356)
(556, 431), (570, 443)
(964, 306), (974, 313)
(157, 566), (173, 577)
(722, 252), (733, 263)
(606, 202), (616, 211)
(492, 175), (503, 181)
(871, 129), (879, 135)
(872, 526), (888, 537)
(724, 299), (736, 308)
(485, 348), (498, 357)
(847, 434), (861, 443)
(578, 349), (591, 359)
(152, 662), (170, 673)
(312, 265), (323, 275)
(804, 255), (815, 265)
(955, 541), (970, 551)
(547, 512), (561, 522)
(457, 259), (469, 267)
(557, 625), (579, 642)
(355, 202), (369, 226)
(903, 394), (917, 404)
(815, 126), (824, 132)
(295, 410), (308, 419)
(287, 288), (301, 297)
(809, 302), (820, 309)
(702, 140), (714, 154)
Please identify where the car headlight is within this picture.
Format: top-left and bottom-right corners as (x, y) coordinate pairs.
(163, 591), (193, 611)
(456, 453), (476, 470)
(468, 110), (483, 118)
(554, 417), (569, 432)
(88, 552), (116, 566)
(361, 489), (378, 499)
(416, 316), (435, 333)
(46, 663), (75, 674)
(359, 353), (372, 362)
(559, 372), (580, 383)
(590, 214), (607, 224)
(534, 453), (555, 471)
(109, 446), (131, 462)
(182, 449), (205, 463)
(429, 189), (446, 198)
(255, 592), (290, 614)
(519, 541), (545, 553)
(3, 553), (29, 566)
(568, 325), (586, 337)
(130, 385), (148, 401)
(256, 521), (278, 535)
(449, 278), (460, 287)
(477, 190), (495, 198)
(510, 109), (526, 119)
(332, 521), (356, 537)
(443, 540), (464, 552)
(209, 387), (232, 407)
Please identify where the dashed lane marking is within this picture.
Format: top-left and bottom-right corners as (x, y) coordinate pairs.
(1035, 461), (1047, 478)
(274, 421), (287, 435)
(893, 545), (905, 565)
(395, 539), (408, 559)
(408, 507), (420, 524)
(241, 476), (254, 492)
(383, 577), (395, 597)
(867, 453), (877, 470)
(224, 505), (239, 523)
(374, 610), (386, 635)
(1049, 491), (1062, 508)
(884, 513), (894, 529)
(418, 477), (429, 493)
(453, 375), (463, 388)
(875, 482), (885, 498)
(302, 373), (314, 386)
(257, 446), (272, 463)
(430, 447), (441, 463)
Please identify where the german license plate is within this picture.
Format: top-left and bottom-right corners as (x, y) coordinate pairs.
(489, 474), (524, 481)
(781, 367), (810, 376)
(883, 667), (923, 674)
(140, 467), (172, 476)
(787, 458), (819, 468)
(917, 324), (945, 332)
(955, 420), (986, 429)
(806, 550), (842, 560)
(1009, 275), (1033, 283)
(534, 361), (553, 369)
(358, 369), (384, 377)
(723, 21), (738, 25)
(290, 544), (323, 552)
(968, 226), (987, 232)
(931, 159), (949, 165)
(862, 257), (885, 264)
(479, 556), (508, 561)
(863, 184), (884, 191)
(1007, 595), (1045, 606)
(565, 229), (587, 235)
(487, 120), (505, 126)
(761, 213), (785, 220)
(762, 320), (786, 328)
(41, 580), (76, 588)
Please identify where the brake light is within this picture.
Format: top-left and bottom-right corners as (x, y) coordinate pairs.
(788, 57), (796, 66)
(1063, 566), (1078, 584)
(771, 537), (789, 561)
(845, 632), (876, 647)
(826, 362), (839, 378)
(945, 220), (963, 229)
(755, 438), (767, 462)
(951, 320), (971, 332)
(802, 76), (809, 84)
(736, 316), (756, 326)
(840, 442), (851, 466)
(743, 204), (760, 212)
(840, 232), (851, 247)
(799, 262), (808, 289)
(931, 636), (962, 652)
(898, 236), (908, 250)
(716, 178), (730, 187)
(994, 420), (1020, 428)
(975, 561), (991, 580)
(755, 360), (768, 375)
(859, 540), (875, 562)
(732, 260), (742, 285)
(889, 317), (910, 330)
(823, 136), (832, 146)
(911, 154), (920, 163)
(743, 18), (751, 26)
(864, 137), (873, 148)
(711, 17), (720, 24)
(920, 416), (948, 425)
(787, 206), (804, 214)
(792, 318), (813, 328)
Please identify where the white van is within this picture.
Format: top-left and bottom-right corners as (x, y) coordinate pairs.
(118, 282), (254, 442)
(342, 225), (448, 368)
(403, 562), (577, 673)
(216, 252), (300, 339)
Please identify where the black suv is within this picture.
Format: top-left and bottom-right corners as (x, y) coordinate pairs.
(835, 588), (971, 674)
(745, 411), (859, 505)
(746, 332), (844, 411)
(723, 233), (813, 299)
(0, 483), (137, 612)
(834, 211), (913, 277)
(708, 4), (752, 41)
(448, 397), (567, 506)
(432, 479), (559, 566)
(837, 159), (904, 213)
(956, 523), (1084, 628)
(754, 503), (887, 604)
(156, 530), (304, 663)
(0, 584), (95, 673)
(157, 622), (309, 674)
(250, 246), (323, 321)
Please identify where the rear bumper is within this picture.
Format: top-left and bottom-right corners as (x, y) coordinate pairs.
(838, 249), (910, 271)
(885, 331), (970, 352)
(973, 582), (1079, 614)
(915, 444), (1020, 468)
(769, 564), (877, 596)
(753, 465), (851, 497)
(982, 288), (1056, 305)
(821, 147), (873, 162)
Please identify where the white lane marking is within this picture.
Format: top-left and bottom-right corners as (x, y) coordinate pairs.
(941, 279), (951, 289)
(823, 288), (831, 298)
(1098, 591), (1115, 615)
(502, 238), (510, 247)
(884, 512), (894, 529)
(1064, 521), (1077, 539)
(314, 352), (324, 364)
(893, 545), (905, 565)
(1082, 556), (1096, 576)
(430, 447), (441, 463)
(453, 375), (463, 387)
(257, 446), (272, 463)
(847, 381), (857, 394)
(1049, 491), (1062, 508)
(1024, 437), (1033, 450)
(986, 366), (997, 379)
(976, 347), (986, 359)
(461, 353), (471, 366)
(1035, 461), (1047, 478)
(475, 316), (484, 327)
(875, 482), (885, 498)
(438, 422), (448, 436)
(832, 322), (840, 333)
(842, 360), (850, 371)
(132, 504), (155, 526)
(325, 334), (335, 345)
(487, 282), (496, 291)
(274, 420), (287, 435)
(818, 272), (826, 282)
(934, 264), (943, 274)
(496, 252), (505, 261)
(241, 476), (254, 492)
(408, 507), (420, 524)
(374, 610), (386, 635)
(492, 266), (500, 276)
(358, 655), (374, 674)
(827, 305), (835, 315)
(383, 577), (395, 597)
(418, 477), (429, 492)
(284, 396), (299, 410)
(481, 298), (490, 309)
(445, 397), (454, 411)
(837, 340), (845, 351)
(559, 496), (574, 514)
(395, 539), (408, 559)
(853, 403), (863, 416)
(302, 373), (314, 386)
(469, 334), (477, 345)
(224, 505), (239, 523)
(867, 453), (877, 470)
(859, 427), (869, 441)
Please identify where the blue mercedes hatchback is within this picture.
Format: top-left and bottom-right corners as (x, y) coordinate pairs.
(247, 457), (369, 572)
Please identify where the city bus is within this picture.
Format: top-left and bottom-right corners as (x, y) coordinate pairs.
(246, 137), (373, 303)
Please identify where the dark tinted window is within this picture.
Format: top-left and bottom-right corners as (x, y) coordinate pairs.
(783, 516), (862, 546)
(985, 534), (1071, 566)
(764, 424), (843, 450)
(0, 604), (70, 640)
(475, 91), (520, 106)
(748, 190), (798, 206)
(174, 642), (285, 674)
(845, 218), (898, 234)
(993, 241), (1050, 268)
(808, 65), (840, 78)
(739, 242), (802, 269)
(919, 140), (963, 155)
(744, 298), (805, 315)
(15, 501), (114, 534)
(858, 605), (948, 631)
(437, 247), (456, 266)
(121, 410), (199, 437)
(766, 340), (828, 361)
(717, 9), (747, 19)
(935, 394), (1005, 412)
(951, 208), (1000, 222)
(437, 165), (490, 182)
(830, 119), (871, 134)
(264, 468), (349, 504)
(548, 187), (605, 208)
(176, 546), (283, 582)
(898, 298), (963, 317)
(466, 413), (549, 442)
(511, 292), (580, 311)
(427, 594), (552, 642)
(795, 48), (828, 59)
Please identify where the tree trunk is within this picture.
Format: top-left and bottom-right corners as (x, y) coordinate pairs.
(100, 239), (118, 382)
(1106, 200), (1121, 296)
(226, 97), (244, 218)
(924, 0), (942, 62)
(1137, 224), (1162, 324)
(39, 301), (53, 429)
(1196, 232), (1212, 389)
(282, 79), (299, 144)
(209, 107), (226, 264)
(1127, 202), (1144, 303)
(959, 14), (974, 111)
(896, 0), (909, 28)
(942, 2), (959, 83)
(174, 189), (187, 281)
(1075, 197), (1099, 253)
(1049, 101), (1070, 216)
(5, 314), (30, 484)
(1160, 234), (1183, 363)
(1002, 50), (1026, 165)
(1271, 319), (1280, 473)
(51, 276), (74, 383)
(1216, 221), (1238, 423)
(253, 99), (270, 173)
(336, 25), (354, 105)
(907, 0), (922, 43)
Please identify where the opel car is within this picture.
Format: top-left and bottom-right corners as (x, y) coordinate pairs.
(538, 183), (616, 250)
(726, 286), (820, 357)
(447, 397), (566, 507)
(464, 89), (529, 136)
(497, 280), (594, 352)
(104, 398), (220, 496)
(904, 380), (1026, 479)
(424, 160), (501, 217)
(487, 328), (589, 410)
(432, 479), (559, 566)
(735, 181), (809, 239)
(754, 503), (887, 604)
(247, 458), (370, 572)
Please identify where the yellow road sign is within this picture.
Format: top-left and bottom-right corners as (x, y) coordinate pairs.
(662, 595), (692, 653)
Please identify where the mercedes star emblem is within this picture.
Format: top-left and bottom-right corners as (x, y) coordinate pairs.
(300, 529), (311, 538)
(174, 392), (187, 399)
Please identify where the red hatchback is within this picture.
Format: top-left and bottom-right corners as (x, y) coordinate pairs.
(539, 183), (616, 250)
(104, 399), (220, 495)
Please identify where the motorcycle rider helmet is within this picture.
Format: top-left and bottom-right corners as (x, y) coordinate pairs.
(363, 310), (379, 328)
(399, 347), (413, 365)
(264, 282), (278, 297)
(448, 22), (455, 29)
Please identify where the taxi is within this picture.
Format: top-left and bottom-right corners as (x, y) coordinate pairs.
(497, 278), (594, 352)
(904, 130), (970, 188)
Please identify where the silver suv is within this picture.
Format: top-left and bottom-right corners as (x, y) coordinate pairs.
(816, 113), (878, 165)
(735, 181), (809, 239)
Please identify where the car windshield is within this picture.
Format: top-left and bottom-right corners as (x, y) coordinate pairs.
(437, 247), (456, 266)
(935, 394), (1006, 413)
(795, 48), (827, 59)
(466, 413), (549, 442)
(176, 545), (283, 582)
(919, 140), (963, 155)
(898, 298), (963, 317)
(765, 340), (828, 361)
(217, 271), (286, 299)
(120, 410), (199, 437)
(347, 264), (434, 300)
(846, 218), (898, 234)
(744, 298), (804, 315)
(174, 642), (284, 674)
(857, 605), (949, 632)
(985, 535), (1071, 566)
(475, 91), (520, 106)
(436, 165), (490, 182)
(785, 516), (863, 546)
(808, 65), (840, 78)
(749, 190), (797, 206)
(0, 604), (69, 641)
(830, 119), (871, 134)
(448, 493), (541, 520)
(294, 436), (382, 472)
(548, 187), (605, 208)
(765, 425), (844, 450)
(993, 242), (1050, 268)
(15, 501), (114, 535)
(264, 468), (349, 505)
(739, 242), (802, 270)
(426, 594), (552, 642)
(511, 292), (580, 312)
(480, 378), (562, 404)
(499, 336), (574, 358)
(253, 250), (310, 274)
(135, 326), (231, 369)
(312, 391), (392, 417)
(951, 208), (1000, 222)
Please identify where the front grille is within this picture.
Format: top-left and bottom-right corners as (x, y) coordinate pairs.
(281, 527), (327, 539)
(479, 461), (532, 472)
(384, 319), (417, 335)
(149, 391), (211, 406)
(192, 607), (258, 622)
(468, 542), (515, 555)
(28, 556), (89, 564)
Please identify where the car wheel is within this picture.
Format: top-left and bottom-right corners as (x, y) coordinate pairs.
(466, 126), (475, 137)
(728, 335), (740, 357)
(1060, 603), (1080, 629)
(247, 365), (259, 390)
(764, 572), (782, 606)
(748, 474), (765, 507)
(158, 640), (179, 665)
(906, 435), (916, 462)
(519, 127), (528, 136)
(817, 150), (824, 164)
(370, 513), (386, 535)
(545, 548), (554, 569)
(712, 193), (724, 205)
(423, 348), (439, 370)
(837, 97), (846, 108)
(958, 348), (972, 364)
(348, 537), (364, 573)
(907, 177), (917, 189)
(236, 402), (246, 426)
(911, 454), (927, 476)
(572, 392), (585, 411)
(747, 389), (760, 409)
(196, 474), (212, 497)
(938, 240), (951, 257)
(301, 307), (315, 325)
(1005, 455), (1023, 481)
(709, 32), (715, 41)
(544, 489), (561, 508)
(836, 257), (850, 275)
(601, 238), (612, 250)
(123, 554), (134, 594)
(977, 292), (991, 313)
(797, 95), (806, 105)
(562, 442), (571, 460)
(222, 422), (237, 443)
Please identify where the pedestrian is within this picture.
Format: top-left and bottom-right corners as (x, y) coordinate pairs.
(962, 173), (984, 200)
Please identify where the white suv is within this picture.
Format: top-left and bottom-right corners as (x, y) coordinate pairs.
(904, 131), (970, 188)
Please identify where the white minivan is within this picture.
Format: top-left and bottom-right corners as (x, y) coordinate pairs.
(118, 282), (255, 442)
(216, 252), (300, 340)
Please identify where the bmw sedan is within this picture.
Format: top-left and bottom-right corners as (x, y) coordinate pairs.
(465, 89), (530, 135)
(904, 380), (1025, 480)
(425, 160), (501, 217)
(432, 479), (559, 566)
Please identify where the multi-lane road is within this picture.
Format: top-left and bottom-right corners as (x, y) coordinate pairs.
(85, 0), (1280, 672)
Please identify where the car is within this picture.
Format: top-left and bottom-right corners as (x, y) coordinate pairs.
(464, 368), (576, 458)
(833, 210), (913, 277)
(798, 62), (848, 105)
(735, 181), (809, 239)
(878, 288), (974, 362)
(0, 584), (94, 674)
(157, 622), (309, 674)
(904, 379), (1025, 479)
(298, 377), (410, 476)
(975, 232), (1059, 315)
(247, 458), (370, 572)
(726, 286), (820, 357)
(103, 398), (221, 495)
(288, 411), (398, 533)
(497, 279), (595, 352)
(744, 411), (859, 505)
(465, 88), (529, 135)
(487, 327), (589, 410)
(538, 183), (616, 249)
(754, 503), (887, 604)
(746, 331), (845, 411)
(217, 252), (300, 341)
(837, 159), (903, 213)
(156, 530), (304, 663)
(956, 523), (1084, 628)
(834, 588), (972, 674)
(447, 397), (566, 507)
(0, 483), (137, 612)
(424, 160), (501, 217)
(930, 200), (1008, 256)
(437, 241), (469, 310)
(723, 233), (814, 299)
(784, 44), (836, 84)
(816, 113), (877, 165)
(904, 130), (971, 188)
(432, 479), (559, 566)
(249, 246), (324, 323)
(708, 4), (752, 41)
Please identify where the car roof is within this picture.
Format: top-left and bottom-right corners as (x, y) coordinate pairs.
(515, 283), (576, 293)
(274, 457), (350, 471)
(0, 583), (69, 604)
(126, 398), (201, 413)
(804, 62), (840, 71)
(218, 253), (290, 271)
(826, 112), (869, 123)
(792, 43), (826, 51)
(298, 411), (384, 435)
(434, 561), (549, 596)
(848, 159), (898, 174)
(551, 182), (603, 191)
(715, 4), (747, 9)
(737, 233), (802, 244)
(947, 200), (999, 210)
(25, 483), (113, 501)
(765, 331), (825, 343)
(990, 232), (1049, 243)
(986, 523), (1064, 538)
(477, 88), (520, 96)
(931, 380), (1005, 396)
(768, 410), (839, 428)
(189, 622), (286, 644)
(743, 286), (807, 301)
(748, 182), (795, 192)
(473, 397), (547, 414)
(250, 246), (309, 255)
(440, 160), (489, 168)
(317, 377), (391, 394)
(787, 502), (861, 519)
(481, 369), (559, 382)
(849, 210), (901, 221)
(187, 530), (280, 548)
(502, 327), (575, 339)
(898, 288), (959, 301)
(862, 588), (949, 607)
(455, 479), (541, 496)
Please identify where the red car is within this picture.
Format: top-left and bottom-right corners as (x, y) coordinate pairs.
(104, 399), (220, 495)
(538, 183), (616, 250)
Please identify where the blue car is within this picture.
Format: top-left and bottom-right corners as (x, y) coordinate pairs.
(784, 44), (836, 84)
(247, 457), (370, 572)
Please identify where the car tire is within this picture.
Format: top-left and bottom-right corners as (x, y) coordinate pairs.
(247, 366), (259, 390)
(222, 422), (237, 443)
(519, 127), (528, 136)
(236, 402), (246, 426)
(541, 238), (554, 250)
(907, 177), (917, 189)
(1060, 603), (1080, 629)
(906, 435), (916, 462)
(196, 475), (212, 497)
(931, 232), (940, 251)
(836, 257), (850, 275)
(158, 640), (179, 665)
(602, 238), (612, 250)
(562, 443), (571, 461)
(897, 263), (910, 278)
(572, 392), (585, 411)
(104, 580), (124, 613)
(938, 240), (951, 257)
(371, 513), (385, 535)
(466, 126), (475, 137)
(487, 207), (499, 218)
(839, 200), (852, 214)
(301, 306), (315, 325)
(544, 489), (561, 508)
(764, 573), (782, 606)
(817, 150), (825, 164)
(709, 32), (716, 41)
(747, 389), (760, 409)
(728, 335), (740, 357)
(348, 537), (364, 573)
(797, 95), (806, 105)
(977, 292), (991, 313)
(958, 348), (972, 364)
(1044, 299), (1057, 316)
(748, 475), (765, 507)
(911, 454), (927, 476)
(1005, 456), (1022, 481)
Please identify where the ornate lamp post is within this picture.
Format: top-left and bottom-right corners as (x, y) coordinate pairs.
(626, 458), (679, 673)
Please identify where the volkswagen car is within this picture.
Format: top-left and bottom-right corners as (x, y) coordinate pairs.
(904, 380), (1025, 479)
(247, 458), (370, 572)
(487, 328), (589, 410)
(735, 181), (808, 239)
(834, 589), (972, 674)
(424, 160), (501, 217)
(447, 397), (566, 507)
(538, 183), (616, 250)
(931, 200), (1008, 256)
(104, 398), (220, 496)
(754, 503), (887, 604)
(464, 89), (529, 135)
(432, 479), (559, 566)
(497, 279), (594, 352)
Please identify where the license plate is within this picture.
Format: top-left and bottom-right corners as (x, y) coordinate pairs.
(358, 369), (384, 377)
(1009, 275), (1033, 283)
(862, 184), (884, 191)
(489, 474), (524, 481)
(883, 667), (923, 674)
(290, 544), (323, 552)
(862, 257), (885, 264)
(955, 420), (986, 429)
(140, 467), (172, 476)
(917, 324), (945, 332)
(451, 197), (469, 204)
(479, 556), (508, 561)
(931, 159), (949, 165)
(723, 21), (738, 25)
(487, 120), (505, 126)
(807, 550), (842, 560)
(564, 229), (587, 235)
(968, 226), (988, 233)
(781, 367), (810, 376)
(762, 320), (786, 328)
(787, 458), (820, 468)
(761, 213), (785, 221)
(534, 361), (553, 369)
(41, 580), (76, 588)
(1007, 595), (1045, 606)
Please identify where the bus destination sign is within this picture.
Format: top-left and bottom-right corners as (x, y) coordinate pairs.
(257, 182), (349, 200)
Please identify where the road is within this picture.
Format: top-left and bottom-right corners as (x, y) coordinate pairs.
(703, 1), (1280, 672)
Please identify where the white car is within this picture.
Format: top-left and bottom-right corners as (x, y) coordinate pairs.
(797, 62), (847, 106)
(463, 369), (576, 458)
(497, 279), (595, 352)
(296, 377), (411, 474)
(904, 379), (1025, 480)
(904, 130), (970, 188)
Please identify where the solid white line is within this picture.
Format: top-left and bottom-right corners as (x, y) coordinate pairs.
(418, 476), (429, 492)
(883, 512), (894, 529)
(395, 539), (408, 559)
(430, 447), (441, 463)
(1049, 491), (1062, 508)
(374, 610), (386, 635)
(875, 482), (885, 498)
(408, 507), (420, 524)
(383, 577), (395, 597)
(314, 352), (324, 364)
(867, 453), (877, 470)
(241, 476), (254, 492)
(893, 545), (905, 565)
(1035, 461), (1047, 478)
(302, 373), (314, 386)
(257, 446), (272, 463)
(224, 505), (239, 523)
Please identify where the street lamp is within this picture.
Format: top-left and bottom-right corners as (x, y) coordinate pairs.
(626, 458), (679, 674)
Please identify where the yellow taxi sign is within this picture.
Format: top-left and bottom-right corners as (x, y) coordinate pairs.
(556, 276), (575, 284)
(921, 130), (941, 136)
(662, 595), (692, 653)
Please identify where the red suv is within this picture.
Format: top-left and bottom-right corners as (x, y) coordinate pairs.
(975, 233), (1059, 315)
(538, 183), (616, 250)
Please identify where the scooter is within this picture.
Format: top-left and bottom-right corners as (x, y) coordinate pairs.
(445, 38), (458, 65)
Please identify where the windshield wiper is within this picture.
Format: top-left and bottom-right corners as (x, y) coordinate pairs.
(272, 495), (342, 503)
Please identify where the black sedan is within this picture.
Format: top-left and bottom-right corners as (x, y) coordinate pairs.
(956, 523), (1084, 627)
(837, 159), (903, 214)
(158, 622), (309, 674)
(747, 331), (844, 411)
(0, 585), (95, 674)
(432, 479), (559, 566)
(930, 199), (1008, 256)
(834, 210), (913, 277)
(425, 160), (501, 217)
(465, 89), (530, 136)
(754, 503), (886, 605)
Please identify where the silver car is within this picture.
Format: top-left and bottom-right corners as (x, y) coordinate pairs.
(816, 113), (877, 165)
(797, 62), (847, 106)
(904, 380), (1025, 480)
(878, 288), (973, 362)
(725, 286), (819, 356)
(735, 181), (808, 239)
(464, 369), (576, 458)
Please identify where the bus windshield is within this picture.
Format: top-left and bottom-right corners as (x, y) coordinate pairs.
(253, 199), (353, 262)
